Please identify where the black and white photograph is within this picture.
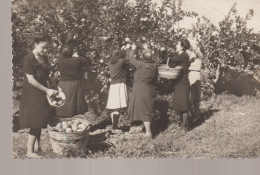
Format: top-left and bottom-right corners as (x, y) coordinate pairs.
(11, 0), (260, 159)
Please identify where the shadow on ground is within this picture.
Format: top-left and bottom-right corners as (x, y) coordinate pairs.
(189, 109), (219, 130)
(152, 97), (220, 135)
(152, 99), (171, 136)
(88, 131), (114, 153)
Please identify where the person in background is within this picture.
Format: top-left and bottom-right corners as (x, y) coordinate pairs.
(19, 34), (58, 158)
(127, 43), (158, 138)
(106, 44), (130, 131)
(169, 39), (191, 131)
(56, 44), (88, 118)
(186, 40), (203, 122)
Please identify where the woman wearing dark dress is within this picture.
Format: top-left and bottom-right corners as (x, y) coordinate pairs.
(169, 39), (191, 131)
(19, 34), (58, 158)
(56, 45), (88, 117)
(127, 44), (158, 138)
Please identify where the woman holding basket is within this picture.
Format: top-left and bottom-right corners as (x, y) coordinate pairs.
(169, 39), (191, 131)
(19, 34), (58, 158)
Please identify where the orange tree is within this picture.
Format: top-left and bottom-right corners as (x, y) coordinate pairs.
(190, 3), (260, 98)
(12, 0), (197, 112)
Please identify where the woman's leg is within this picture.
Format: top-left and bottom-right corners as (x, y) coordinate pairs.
(182, 112), (189, 131)
(144, 121), (152, 137)
(192, 81), (201, 121)
(34, 129), (42, 152)
(111, 111), (119, 129)
(28, 128), (41, 154)
(27, 134), (36, 155)
(193, 100), (200, 121)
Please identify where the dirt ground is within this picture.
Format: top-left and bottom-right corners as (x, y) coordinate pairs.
(12, 94), (260, 158)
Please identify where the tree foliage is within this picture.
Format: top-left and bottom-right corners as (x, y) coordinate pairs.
(12, 0), (260, 112)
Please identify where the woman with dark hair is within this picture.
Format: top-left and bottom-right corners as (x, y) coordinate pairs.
(106, 44), (130, 131)
(19, 34), (58, 158)
(55, 44), (88, 118)
(127, 44), (158, 138)
(169, 39), (191, 131)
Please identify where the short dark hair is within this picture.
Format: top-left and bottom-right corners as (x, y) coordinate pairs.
(33, 34), (51, 44)
(180, 39), (191, 51)
(109, 45), (123, 65)
(61, 44), (73, 58)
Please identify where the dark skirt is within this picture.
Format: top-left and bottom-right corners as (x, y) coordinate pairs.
(172, 74), (190, 112)
(56, 80), (88, 118)
(190, 80), (201, 101)
(19, 82), (54, 129)
(128, 82), (155, 122)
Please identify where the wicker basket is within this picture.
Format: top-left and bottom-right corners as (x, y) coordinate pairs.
(158, 58), (182, 79)
(48, 115), (91, 155)
(47, 87), (66, 108)
(49, 136), (89, 155)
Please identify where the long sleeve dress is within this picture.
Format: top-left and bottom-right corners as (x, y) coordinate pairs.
(56, 56), (88, 117)
(19, 52), (54, 129)
(127, 49), (158, 122)
(169, 52), (190, 113)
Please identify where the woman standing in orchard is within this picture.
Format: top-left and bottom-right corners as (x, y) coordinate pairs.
(127, 43), (158, 138)
(169, 39), (191, 131)
(56, 44), (88, 118)
(186, 38), (203, 122)
(19, 34), (58, 158)
(106, 44), (130, 131)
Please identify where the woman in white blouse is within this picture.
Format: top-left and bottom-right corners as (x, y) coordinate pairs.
(186, 39), (203, 122)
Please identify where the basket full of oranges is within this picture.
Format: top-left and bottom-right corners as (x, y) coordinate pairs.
(47, 115), (92, 154)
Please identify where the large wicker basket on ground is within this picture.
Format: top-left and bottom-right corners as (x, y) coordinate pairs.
(48, 115), (91, 155)
(158, 58), (182, 79)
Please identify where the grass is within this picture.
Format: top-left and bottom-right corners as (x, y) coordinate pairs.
(12, 94), (260, 159)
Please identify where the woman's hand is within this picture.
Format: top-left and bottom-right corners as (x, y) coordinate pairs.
(125, 43), (131, 49)
(131, 43), (137, 50)
(142, 43), (148, 50)
(46, 89), (58, 97)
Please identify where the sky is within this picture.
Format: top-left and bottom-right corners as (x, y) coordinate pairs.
(178, 0), (260, 32)
(149, 0), (260, 32)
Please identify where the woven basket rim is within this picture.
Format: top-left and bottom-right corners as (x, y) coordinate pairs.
(48, 115), (92, 141)
(158, 65), (182, 69)
(48, 127), (90, 142)
(48, 115), (91, 126)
